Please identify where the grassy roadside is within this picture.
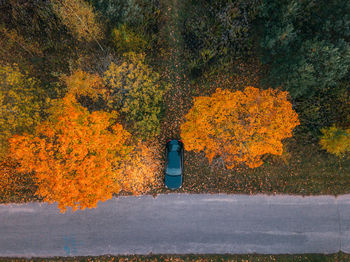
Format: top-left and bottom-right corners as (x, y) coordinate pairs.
(2, 253), (350, 261)
(153, 138), (350, 196)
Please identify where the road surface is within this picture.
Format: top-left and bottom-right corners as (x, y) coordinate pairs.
(1, 193), (350, 257)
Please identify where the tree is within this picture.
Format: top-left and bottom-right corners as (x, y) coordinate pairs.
(89, 0), (161, 33)
(64, 69), (104, 98)
(180, 86), (299, 168)
(258, 0), (350, 98)
(0, 64), (46, 159)
(103, 52), (167, 139)
(182, 0), (260, 76)
(63, 69), (107, 111)
(0, 0), (83, 86)
(111, 24), (148, 53)
(319, 126), (350, 157)
(0, 25), (43, 59)
(9, 93), (133, 212)
(51, 0), (104, 50)
(0, 0), (62, 55)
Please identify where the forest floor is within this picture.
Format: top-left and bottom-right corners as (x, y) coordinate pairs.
(158, 0), (192, 141)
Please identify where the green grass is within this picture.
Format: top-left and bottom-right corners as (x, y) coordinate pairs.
(2, 253), (350, 261)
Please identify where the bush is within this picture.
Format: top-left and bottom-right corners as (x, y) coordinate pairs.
(111, 24), (148, 53)
(320, 126), (350, 157)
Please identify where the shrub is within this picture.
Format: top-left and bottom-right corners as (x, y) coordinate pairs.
(320, 126), (350, 157)
(111, 24), (148, 53)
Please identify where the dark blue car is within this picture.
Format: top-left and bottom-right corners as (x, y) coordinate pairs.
(165, 139), (184, 190)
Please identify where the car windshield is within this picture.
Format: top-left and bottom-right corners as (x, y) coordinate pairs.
(170, 144), (181, 151)
(166, 151), (181, 175)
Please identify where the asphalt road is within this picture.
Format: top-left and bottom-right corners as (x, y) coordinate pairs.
(1, 193), (350, 257)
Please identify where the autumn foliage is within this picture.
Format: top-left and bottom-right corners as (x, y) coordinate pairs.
(0, 64), (45, 159)
(9, 93), (133, 212)
(64, 69), (105, 100)
(118, 143), (160, 194)
(103, 52), (167, 139)
(51, 0), (104, 47)
(320, 125), (350, 157)
(181, 86), (300, 168)
(0, 25), (43, 58)
(0, 157), (37, 202)
(63, 69), (107, 112)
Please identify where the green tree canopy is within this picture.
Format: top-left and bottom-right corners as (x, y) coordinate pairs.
(182, 0), (260, 76)
(89, 0), (160, 31)
(258, 0), (350, 98)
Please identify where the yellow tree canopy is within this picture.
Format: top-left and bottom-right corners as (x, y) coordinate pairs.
(0, 64), (45, 159)
(51, 0), (103, 46)
(64, 69), (105, 101)
(103, 52), (167, 139)
(320, 125), (350, 157)
(9, 93), (133, 212)
(181, 86), (300, 168)
(63, 69), (108, 112)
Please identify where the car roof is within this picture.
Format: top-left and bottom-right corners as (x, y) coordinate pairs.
(166, 150), (181, 175)
(166, 139), (183, 176)
(167, 140), (183, 151)
(167, 151), (180, 168)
